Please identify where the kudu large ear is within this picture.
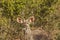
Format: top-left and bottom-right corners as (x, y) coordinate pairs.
(17, 17), (23, 23)
(28, 16), (35, 23)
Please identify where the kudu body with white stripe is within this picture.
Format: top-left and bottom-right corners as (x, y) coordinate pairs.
(17, 16), (49, 40)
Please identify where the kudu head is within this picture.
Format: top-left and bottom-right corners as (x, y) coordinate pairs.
(17, 16), (35, 27)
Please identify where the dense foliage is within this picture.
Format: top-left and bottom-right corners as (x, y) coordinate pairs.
(0, 0), (60, 40)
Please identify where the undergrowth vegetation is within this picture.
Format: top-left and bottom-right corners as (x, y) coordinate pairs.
(0, 0), (60, 40)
